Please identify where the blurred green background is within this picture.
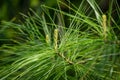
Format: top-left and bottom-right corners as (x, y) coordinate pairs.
(0, 0), (120, 21)
(0, 0), (58, 21)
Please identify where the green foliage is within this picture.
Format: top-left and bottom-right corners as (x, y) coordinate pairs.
(0, 0), (120, 80)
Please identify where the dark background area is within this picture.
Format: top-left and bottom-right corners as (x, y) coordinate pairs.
(0, 0), (120, 21)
